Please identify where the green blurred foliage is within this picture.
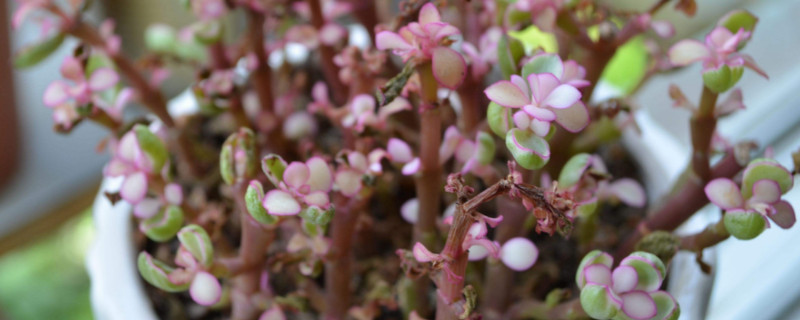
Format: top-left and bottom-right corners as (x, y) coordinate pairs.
(0, 211), (94, 320)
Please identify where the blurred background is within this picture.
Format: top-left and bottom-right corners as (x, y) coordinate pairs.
(1, 0), (799, 319)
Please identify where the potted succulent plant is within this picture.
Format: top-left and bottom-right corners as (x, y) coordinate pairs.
(13, 0), (798, 319)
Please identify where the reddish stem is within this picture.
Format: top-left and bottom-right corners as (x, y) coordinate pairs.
(231, 182), (273, 320)
(691, 86), (719, 181)
(307, 0), (347, 105)
(208, 42), (250, 129)
(481, 199), (529, 319)
(324, 195), (366, 319)
(615, 152), (744, 259)
(246, 10), (274, 115)
(679, 219), (729, 253)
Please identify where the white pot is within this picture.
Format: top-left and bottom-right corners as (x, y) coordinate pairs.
(86, 96), (712, 320)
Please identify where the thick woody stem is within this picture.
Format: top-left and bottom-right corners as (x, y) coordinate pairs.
(324, 195), (366, 320)
(246, 10), (274, 115)
(615, 152), (744, 259)
(308, 0), (347, 105)
(231, 182), (273, 320)
(691, 86), (719, 181)
(436, 179), (512, 320)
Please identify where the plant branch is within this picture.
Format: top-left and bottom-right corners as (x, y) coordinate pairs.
(691, 86), (719, 181)
(208, 42), (251, 129)
(307, 0), (347, 105)
(324, 194), (368, 319)
(679, 218), (729, 253)
(246, 10), (274, 115)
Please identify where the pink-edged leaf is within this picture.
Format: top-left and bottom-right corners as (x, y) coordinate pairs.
(412, 242), (439, 262)
(484, 81), (530, 108)
(164, 183), (183, 205)
(510, 74), (530, 97)
(620, 291), (658, 320)
(523, 105), (557, 121)
(133, 198), (161, 219)
(467, 244), (490, 261)
(467, 222), (488, 239)
(668, 39), (710, 66)
(306, 157), (333, 192)
(715, 88), (745, 117)
(530, 119), (551, 137)
(259, 306), (286, 320)
(455, 140), (476, 163)
(431, 47), (466, 89)
(418, 2), (441, 25)
(465, 238), (500, 260)
(283, 162), (310, 190)
(121, 172), (148, 204)
(190, 271), (222, 306)
(750, 179), (781, 204)
(439, 126), (463, 163)
(651, 20), (675, 38)
(513, 111), (531, 131)
(387, 138), (414, 163)
(88, 67), (120, 91)
(553, 101), (590, 133)
(583, 264), (612, 286)
(769, 200), (796, 229)
(541, 84), (582, 109)
(263, 190), (301, 216)
(303, 191), (330, 208)
(608, 178), (647, 208)
(741, 54), (768, 79)
(402, 157), (421, 175)
(375, 31), (412, 51)
(400, 198), (419, 223)
(43, 81), (71, 107)
(481, 214), (504, 228)
(612, 265), (639, 294)
(334, 169), (362, 197)
(704, 178), (743, 210)
(500, 237), (538, 271)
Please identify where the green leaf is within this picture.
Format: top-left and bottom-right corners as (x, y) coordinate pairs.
(580, 284), (620, 320)
(741, 159), (794, 198)
(299, 205), (335, 227)
(558, 153), (591, 188)
(133, 124), (168, 173)
(192, 20), (224, 45)
(177, 225), (214, 268)
(508, 25), (558, 54)
(141, 205), (184, 242)
(718, 10), (758, 34)
(601, 36), (648, 95)
(220, 143), (235, 185)
(475, 131), (496, 165)
(724, 210), (766, 240)
(620, 253), (664, 292)
(262, 154), (288, 187)
(627, 251), (667, 279)
(487, 102), (514, 137)
(702, 65), (743, 93)
(521, 54), (563, 79)
(505, 128), (550, 170)
(14, 33), (66, 69)
(497, 35), (525, 79)
(576, 250), (613, 288)
(651, 291), (681, 320)
(137, 252), (190, 292)
(245, 181), (277, 225)
(145, 24), (178, 53)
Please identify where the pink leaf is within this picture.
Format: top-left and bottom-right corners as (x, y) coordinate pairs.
(400, 198), (419, 223)
(88, 68), (120, 91)
(500, 237), (538, 271)
(620, 291), (657, 320)
(283, 162), (310, 190)
(612, 265), (638, 294)
(651, 21), (675, 38)
(334, 169), (362, 197)
(303, 191), (330, 208)
(439, 126), (463, 162)
(306, 157), (333, 192)
(133, 199), (161, 219)
(375, 31), (412, 51)
(668, 39), (711, 66)
(164, 183), (183, 205)
(60, 56), (84, 82)
(583, 264), (612, 286)
(553, 101), (590, 133)
(43, 81), (71, 107)
(715, 88), (745, 117)
(523, 105), (557, 121)
(402, 158), (421, 175)
(190, 271), (222, 306)
(769, 200), (796, 229)
(431, 47), (466, 89)
(418, 3), (441, 25)
(259, 306), (286, 320)
(608, 178), (647, 208)
(412, 242), (438, 262)
(121, 172), (148, 204)
(750, 179), (781, 205)
(262, 190), (301, 216)
(541, 84), (582, 109)
(704, 178), (743, 210)
(484, 81), (530, 108)
(387, 138), (414, 163)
